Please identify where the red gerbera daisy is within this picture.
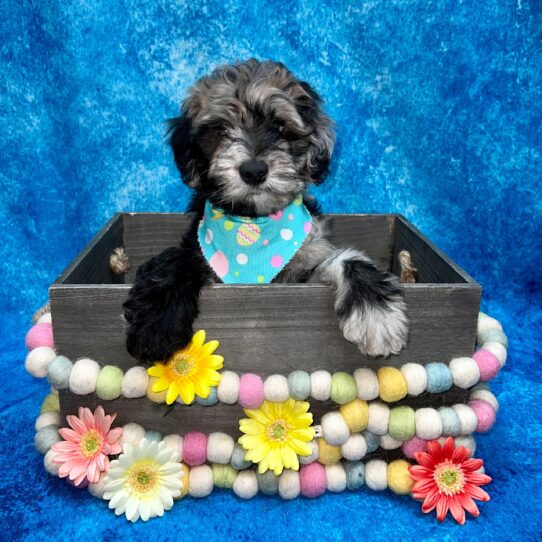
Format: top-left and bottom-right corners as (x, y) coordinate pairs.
(408, 437), (491, 525)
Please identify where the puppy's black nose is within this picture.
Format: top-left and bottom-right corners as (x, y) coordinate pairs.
(239, 160), (268, 185)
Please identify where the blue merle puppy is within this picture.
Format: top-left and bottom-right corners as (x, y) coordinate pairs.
(123, 59), (408, 363)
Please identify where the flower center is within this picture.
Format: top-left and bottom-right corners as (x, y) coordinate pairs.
(434, 460), (466, 496)
(127, 461), (158, 494)
(79, 430), (102, 458)
(171, 353), (195, 377)
(267, 420), (288, 442)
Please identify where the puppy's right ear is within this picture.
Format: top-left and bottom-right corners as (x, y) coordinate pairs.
(167, 114), (201, 189)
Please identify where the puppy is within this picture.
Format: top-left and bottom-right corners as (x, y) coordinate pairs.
(123, 59), (408, 363)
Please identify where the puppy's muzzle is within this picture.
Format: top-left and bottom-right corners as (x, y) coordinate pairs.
(239, 159), (268, 186)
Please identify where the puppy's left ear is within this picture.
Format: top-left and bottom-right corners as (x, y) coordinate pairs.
(296, 82), (335, 184)
(167, 112), (202, 189)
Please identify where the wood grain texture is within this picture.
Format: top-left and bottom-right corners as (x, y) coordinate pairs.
(59, 387), (470, 436)
(121, 213), (395, 282)
(50, 282), (480, 372)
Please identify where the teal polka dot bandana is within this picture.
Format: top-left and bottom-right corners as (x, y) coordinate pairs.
(198, 196), (313, 284)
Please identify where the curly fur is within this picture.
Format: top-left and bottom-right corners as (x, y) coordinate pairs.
(124, 59), (408, 363)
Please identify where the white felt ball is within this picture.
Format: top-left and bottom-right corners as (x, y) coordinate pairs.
(454, 435), (476, 455)
(162, 434), (183, 461)
(326, 464), (347, 493)
(415, 408), (443, 440)
(44, 450), (60, 476)
(367, 402), (390, 436)
(207, 432), (235, 464)
(188, 464), (214, 498)
(37, 312), (53, 324)
(400, 363), (427, 396)
(299, 439), (319, 465)
(477, 314), (503, 334)
(449, 357), (480, 389)
(310, 370), (332, 401)
(35, 411), (61, 432)
(482, 341), (507, 368)
(68, 358), (100, 395)
(121, 366), (149, 398)
(278, 469), (300, 500)
(353, 368), (379, 400)
(119, 423), (146, 450)
(380, 434), (403, 450)
(217, 371), (240, 404)
(469, 388), (499, 412)
(264, 374), (290, 402)
(321, 412), (350, 446)
(452, 404), (478, 435)
(232, 470), (258, 499)
(340, 434), (367, 461)
(25, 347), (56, 378)
(88, 474), (108, 499)
(365, 459), (388, 491)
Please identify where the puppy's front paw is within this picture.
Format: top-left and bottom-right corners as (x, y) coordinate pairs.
(340, 296), (409, 357)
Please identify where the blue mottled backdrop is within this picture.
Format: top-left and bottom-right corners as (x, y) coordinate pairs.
(1, 1), (540, 540)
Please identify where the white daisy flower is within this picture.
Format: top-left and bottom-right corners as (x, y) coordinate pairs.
(103, 438), (184, 522)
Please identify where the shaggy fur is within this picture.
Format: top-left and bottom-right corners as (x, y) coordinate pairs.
(123, 59), (408, 363)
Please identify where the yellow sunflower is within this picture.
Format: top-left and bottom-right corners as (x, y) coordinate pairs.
(239, 399), (315, 476)
(147, 330), (223, 405)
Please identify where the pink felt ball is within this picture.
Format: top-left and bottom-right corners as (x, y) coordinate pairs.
(473, 349), (501, 381)
(401, 436), (428, 459)
(300, 462), (326, 498)
(238, 373), (265, 409)
(468, 399), (496, 432)
(183, 432), (208, 466)
(25, 323), (54, 350)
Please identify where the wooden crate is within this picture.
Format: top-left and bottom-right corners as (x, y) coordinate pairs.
(51, 213), (481, 434)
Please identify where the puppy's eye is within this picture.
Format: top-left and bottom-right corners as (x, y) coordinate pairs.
(219, 127), (229, 137)
(272, 122), (285, 134)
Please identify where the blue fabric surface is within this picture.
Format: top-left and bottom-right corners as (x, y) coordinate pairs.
(1, 1), (541, 540)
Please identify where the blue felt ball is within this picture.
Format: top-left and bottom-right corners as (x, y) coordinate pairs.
(438, 407), (461, 437)
(345, 461), (365, 490)
(288, 370), (311, 400)
(256, 470), (279, 495)
(144, 430), (163, 443)
(362, 430), (380, 453)
(195, 386), (219, 406)
(35, 425), (61, 454)
(425, 362), (453, 394)
(47, 356), (73, 389)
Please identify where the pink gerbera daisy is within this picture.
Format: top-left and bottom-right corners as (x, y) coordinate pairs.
(408, 437), (491, 525)
(50, 406), (123, 486)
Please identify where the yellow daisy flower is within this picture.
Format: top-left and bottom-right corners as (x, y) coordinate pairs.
(147, 330), (223, 405)
(239, 399), (315, 476)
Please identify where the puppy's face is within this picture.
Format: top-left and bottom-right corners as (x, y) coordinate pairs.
(169, 59), (335, 216)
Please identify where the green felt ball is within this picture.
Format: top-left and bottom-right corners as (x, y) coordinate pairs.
(35, 425), (61, 454)
(388, 406), (416, 441)
(256, 470), (279, 495)
(40, 393), (60, 414)
(212, 464), (238, 489)
(95, 365), (124, 400)
(288, 370), (311, 400)
(331, 372), (358, 405)
(47, 356), (73, 389)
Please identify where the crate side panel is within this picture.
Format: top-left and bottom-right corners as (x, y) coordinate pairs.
(122, 214), (395, 282)
(50, 284), (479, 373)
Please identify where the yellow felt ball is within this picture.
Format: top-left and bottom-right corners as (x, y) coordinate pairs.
(339, 399), (369, 432)
(146, 376), (167, 403)
(176, 464), (190, 499)
(378, 367), (408, 403)
(318, 438), (342, 466)
(387, 459), (413, 495)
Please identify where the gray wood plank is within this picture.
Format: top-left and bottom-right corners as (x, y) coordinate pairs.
(59, 387), (470, 436)
(50, 282), (480, 372)
(121, 213), (395, 282)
